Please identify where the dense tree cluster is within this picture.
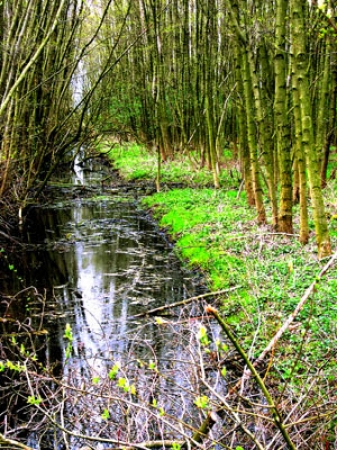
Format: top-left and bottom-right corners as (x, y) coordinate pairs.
(0, 0), (336, 254)
(0, 0), (82, 201)
(89, 0), (337, 257)
(1, 2), (337, 448)
(0, 0), (120, 207)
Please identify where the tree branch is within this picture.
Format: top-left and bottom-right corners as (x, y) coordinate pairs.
(206, 305), (296, 450)
(0, 433), (35, 450)
(254, 249), (337, 366)
(130, 286), (241, 318)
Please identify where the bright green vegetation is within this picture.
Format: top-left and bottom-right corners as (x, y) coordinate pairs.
(105, 143), (237, 186)
(109, 143), (337, 382)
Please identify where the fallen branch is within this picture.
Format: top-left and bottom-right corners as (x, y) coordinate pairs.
(0, 230), (22, 245)
(0, 433), (35, 450)
(83, 440), (186, 450)
(191, 251), (337, 447)
(254, 249), (337, 366)
(130, 286), (241, 318)
(206, 305), (296, 450)
(0, 433), (187, 450)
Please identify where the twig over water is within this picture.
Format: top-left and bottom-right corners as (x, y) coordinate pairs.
(130, 286), (241, 318)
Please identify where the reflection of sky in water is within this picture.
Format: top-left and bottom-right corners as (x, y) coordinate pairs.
(8, 160), (213, 448)
(73, 154), (84, 185)
(58, 191), (198, 380)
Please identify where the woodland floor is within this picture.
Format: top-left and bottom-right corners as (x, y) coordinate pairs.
(102, 142), (337, 402)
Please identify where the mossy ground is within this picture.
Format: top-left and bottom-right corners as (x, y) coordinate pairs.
(103, 142), (337, 388)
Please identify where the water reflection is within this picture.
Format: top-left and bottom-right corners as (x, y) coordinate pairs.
(1, 161), (208, 448)
(24, 194), (198, 364)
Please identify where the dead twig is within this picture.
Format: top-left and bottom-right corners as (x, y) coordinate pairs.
(130, 286), (241, 318)
(0, 433), (35, 450)
(254, 249), (337, 367)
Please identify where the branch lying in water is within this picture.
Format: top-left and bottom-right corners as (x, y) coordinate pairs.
(130, 286), (241, 318)
(0, 433), (35, 450)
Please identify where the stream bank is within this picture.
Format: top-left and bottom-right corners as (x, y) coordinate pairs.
(103, 142), (337, 449)
(1, 146), (337, 448)
(1, 153), (218, 449)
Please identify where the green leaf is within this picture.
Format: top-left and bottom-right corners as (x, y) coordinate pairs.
(101, 408), (110, 420)
(194, 395), (209, 409)
(148, 360), (156, 370)
(117, 377), (127, 387)
(317, 0), (326, 10)
(108, 362), (120, 380)
(198, 325), (210, 346)
(27, 396), (43, 406)
(65, 342), (72, 359)
(63, 323), (73, 341)
(117, 377), (130, 392)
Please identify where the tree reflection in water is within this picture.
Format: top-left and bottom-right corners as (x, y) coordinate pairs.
(0, 171), (206, 448)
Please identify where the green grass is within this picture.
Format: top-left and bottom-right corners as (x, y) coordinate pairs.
(101, 142), (239, 187)
(143, 188), (337, 384)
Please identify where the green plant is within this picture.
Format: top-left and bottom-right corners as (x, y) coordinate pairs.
(63, 323), (73, 359)
(194, 395), (210, 410)
(171, 442), (181, 450)
(27, 396), (43, 406)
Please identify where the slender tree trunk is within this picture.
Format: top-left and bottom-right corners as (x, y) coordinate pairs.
(241, 46), (266, 224)
(274, 0), (293, 233)
(230, 6), (254, 206)
(291, 0), (331, 257)
(228, 0), (265, 222)
(204, 1), (220, 189)
(291, 60), (309, 245)
(321, 44), (337, 187)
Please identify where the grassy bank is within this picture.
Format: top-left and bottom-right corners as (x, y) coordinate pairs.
(104, 142), (238, 186)
(104, 143), (337, 384)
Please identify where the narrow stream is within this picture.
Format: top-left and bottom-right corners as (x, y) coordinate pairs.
(23, 180), (201, 367)
(1, 156), (215, 449)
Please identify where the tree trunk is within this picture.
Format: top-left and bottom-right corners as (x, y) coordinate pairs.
(291, 60), (309, 245)
(241, 46), (266, 224)
(274, 0), (293, 233)
(291, 0), (331, 257)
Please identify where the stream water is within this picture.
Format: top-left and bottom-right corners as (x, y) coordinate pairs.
(22, 170), (201, 369)
(0, 156), (216, 449)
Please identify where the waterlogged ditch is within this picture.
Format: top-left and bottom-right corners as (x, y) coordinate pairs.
(3, 157), (328, 449)
(1, 160), (228, 449)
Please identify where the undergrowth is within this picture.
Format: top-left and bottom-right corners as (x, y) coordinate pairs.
(103, 142), (239, 186)
(104, 142), (337, 394)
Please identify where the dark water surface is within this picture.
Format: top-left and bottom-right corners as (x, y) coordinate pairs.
(23, 188), (200, 364)
(1, 159), (209, 448)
